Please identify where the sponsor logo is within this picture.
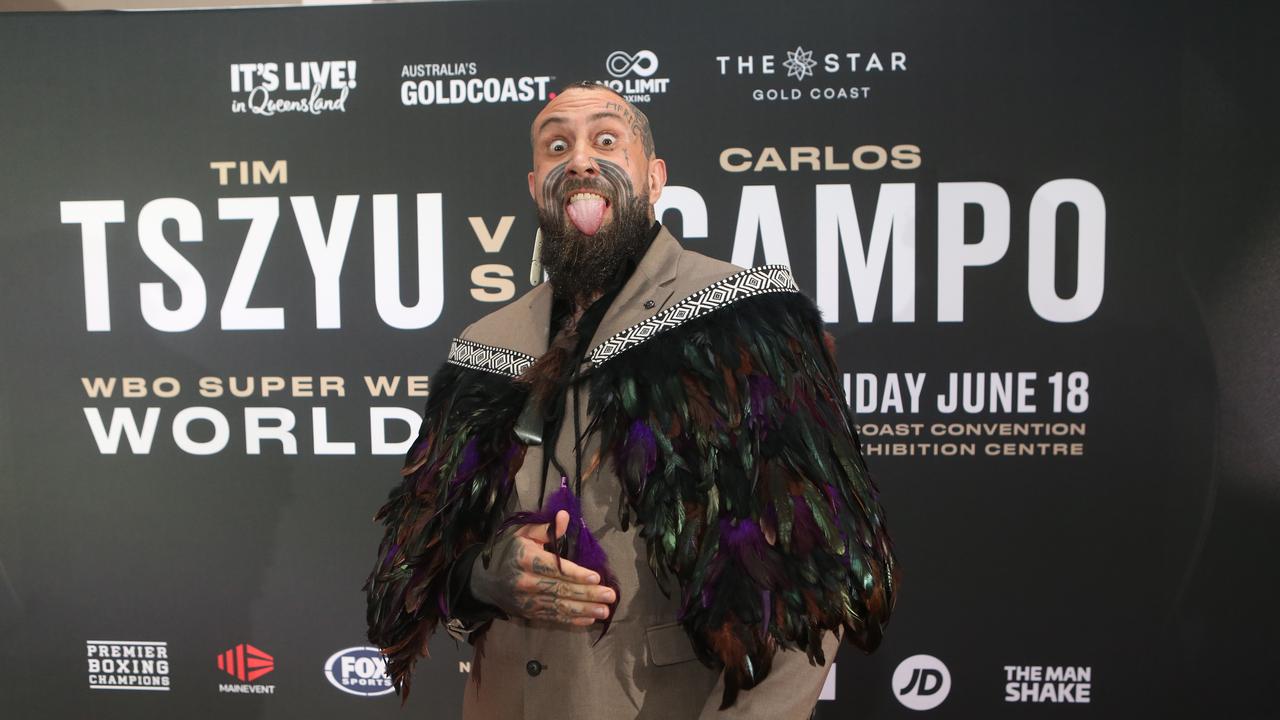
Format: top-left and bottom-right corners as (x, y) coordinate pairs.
(782, 46), (817, 81)
(217, 643), (276, 695)
(892, 654), (950, 710)
(596, 50), (670, 103)
(86, 640), (171, 691)
(1004, 664), (1092, 703)
(399, 62), (552, 106)
(715, 46), (908, 103)
(229, 61), (357, 116)
(324, 646), (395, 696)
(607, 49), (659, 78)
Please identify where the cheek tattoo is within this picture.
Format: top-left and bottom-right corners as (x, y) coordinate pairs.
(535, 156), (653, 303)
(539, 156), (638, 224)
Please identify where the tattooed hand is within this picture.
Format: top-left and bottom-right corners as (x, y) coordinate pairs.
(469, 510), (616, 625)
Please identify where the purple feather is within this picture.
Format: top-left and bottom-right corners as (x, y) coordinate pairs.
(452, 438), (482, 485)
(747, 374), (776, 423)
(624, 419), (659, 479)
(719, 516), (784, 589)
(498, 477), (621, 642)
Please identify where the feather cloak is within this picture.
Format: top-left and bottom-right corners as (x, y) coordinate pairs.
(364, 267), (900, 709)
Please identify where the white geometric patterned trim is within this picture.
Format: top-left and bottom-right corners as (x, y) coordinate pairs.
(588, 264), (799, 367)
(446, 338), (536, 377)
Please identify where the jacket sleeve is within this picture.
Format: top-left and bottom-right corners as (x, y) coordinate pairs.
(697, 630), (839, 719)
(440, 543), (506, 643)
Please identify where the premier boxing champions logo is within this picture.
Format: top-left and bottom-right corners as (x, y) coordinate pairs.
(86, 640), (171, 692)
(596, 49), (670, 103)
(229, 61), (357, 116)
(715, 45), (907, 102)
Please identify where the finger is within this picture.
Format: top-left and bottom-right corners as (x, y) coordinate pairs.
(531, 594), (611, 621)
(519, 542), (602, 585)
(513, 520), (552, 542)
(516, 573), (616, 604)
(554, 509), (570, 542)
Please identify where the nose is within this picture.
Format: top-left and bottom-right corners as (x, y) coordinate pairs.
(566, 145), (599, 178)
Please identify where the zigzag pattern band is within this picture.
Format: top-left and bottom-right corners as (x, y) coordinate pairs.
(446, 338), (536, 377)
(588, 264), (799, 366)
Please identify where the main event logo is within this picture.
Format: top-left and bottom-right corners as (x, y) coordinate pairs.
(229, 61), (356, 116)
(597, 49), (670, 103)
(217, 642), (277, 695)
(715, 45), (907, 102)
(86, 640), (171, 691)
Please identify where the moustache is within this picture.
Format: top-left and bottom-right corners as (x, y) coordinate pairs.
(554, 177), (616, 206)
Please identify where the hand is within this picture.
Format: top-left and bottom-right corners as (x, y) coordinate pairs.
(469, 509), (616, 626)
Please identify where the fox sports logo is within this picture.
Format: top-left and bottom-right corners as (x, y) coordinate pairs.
(324, 646), (395, 696)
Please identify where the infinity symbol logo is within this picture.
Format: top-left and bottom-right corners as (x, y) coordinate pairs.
(606, 50), (659, 78)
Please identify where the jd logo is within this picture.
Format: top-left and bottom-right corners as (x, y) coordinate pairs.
(892, 654), (951, 710)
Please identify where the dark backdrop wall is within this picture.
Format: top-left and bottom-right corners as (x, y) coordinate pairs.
(1, 1), (1277, 717)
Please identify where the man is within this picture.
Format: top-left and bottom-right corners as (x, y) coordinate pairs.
(365, 81), (900, 719)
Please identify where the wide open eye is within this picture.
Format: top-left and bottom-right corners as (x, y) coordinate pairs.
(549, 139), (568, 153)
(598, 132), (618, 147)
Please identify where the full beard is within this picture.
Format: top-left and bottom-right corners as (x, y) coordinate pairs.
(537, 180), (653, 305)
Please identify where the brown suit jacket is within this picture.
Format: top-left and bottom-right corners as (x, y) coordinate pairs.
(447, 227), (838, 719)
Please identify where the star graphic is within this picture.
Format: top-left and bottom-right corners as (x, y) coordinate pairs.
(783, 46), (816, 81)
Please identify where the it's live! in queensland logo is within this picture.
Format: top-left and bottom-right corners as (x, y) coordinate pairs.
(229, 60), (357, 116)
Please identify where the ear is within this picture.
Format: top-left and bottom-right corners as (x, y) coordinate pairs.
(528, 170), (537, 203)
(647, 157), (667, 204)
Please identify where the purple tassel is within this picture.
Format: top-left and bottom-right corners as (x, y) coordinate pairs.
(499, 477), (621, 642)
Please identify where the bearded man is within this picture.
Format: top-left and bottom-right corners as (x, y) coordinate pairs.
(365, 81), (900, 719)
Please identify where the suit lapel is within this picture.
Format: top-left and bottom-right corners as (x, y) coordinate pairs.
(583, 226), (683, 361)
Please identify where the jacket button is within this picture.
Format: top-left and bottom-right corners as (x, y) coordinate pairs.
(526, 659), (543, 677)
(643, 299), (656, 309)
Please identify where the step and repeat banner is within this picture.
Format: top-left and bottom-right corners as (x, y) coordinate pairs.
(1, 1), (1277, 718)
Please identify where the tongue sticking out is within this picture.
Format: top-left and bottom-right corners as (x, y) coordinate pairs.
(566, 197), (608, 236)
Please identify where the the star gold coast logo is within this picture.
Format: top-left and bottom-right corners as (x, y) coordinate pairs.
(716, 45), (908, 102)
(782, 46), (817, 81)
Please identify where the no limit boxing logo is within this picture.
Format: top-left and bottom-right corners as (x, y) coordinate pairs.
(606, 50), (659, 78)
(597, 49), (669, 103)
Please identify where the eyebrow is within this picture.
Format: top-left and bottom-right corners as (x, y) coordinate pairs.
(535, 115), (568, 135)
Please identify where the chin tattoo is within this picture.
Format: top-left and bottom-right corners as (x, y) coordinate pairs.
(536, 158), (653, 304)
